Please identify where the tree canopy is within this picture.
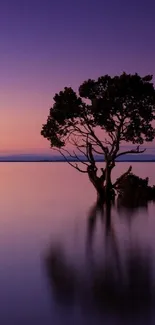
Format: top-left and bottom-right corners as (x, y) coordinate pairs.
(41, 73), (155, 171)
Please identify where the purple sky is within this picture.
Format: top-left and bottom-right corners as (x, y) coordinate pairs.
(1, 0), (155, 154)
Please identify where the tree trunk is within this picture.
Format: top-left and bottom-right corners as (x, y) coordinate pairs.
(105, 167), (111, 193)
(87, 162), (115, 203)
(93, 179), (105, 203)
(104, 162), (115, 202)
(87, 169), (105, 203)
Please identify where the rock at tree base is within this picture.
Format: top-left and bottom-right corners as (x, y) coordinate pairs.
(116, 173), (155, 207)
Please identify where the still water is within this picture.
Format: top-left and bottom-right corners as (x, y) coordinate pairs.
(0, 162), (155, 324)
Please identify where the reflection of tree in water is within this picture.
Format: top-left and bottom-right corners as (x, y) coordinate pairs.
(44, 202), (155, 322)
(45, 245), (77, 305)
(117, 199), (148, 222)
(92, 244), (153, 315)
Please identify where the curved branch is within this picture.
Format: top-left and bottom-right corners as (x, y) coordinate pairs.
(71, 138), (90, 161)
(73, 150), (89, 166)
(110, 119), (124, 157)
(116, 146), (146, 159)
(76, 145), (89, 160)
(82, 114), (109, 156)
(57, 149), (88, 173)
(52, 148), (88, 173)
(92, 147), (103, 155)
(58, 147), (77, 160)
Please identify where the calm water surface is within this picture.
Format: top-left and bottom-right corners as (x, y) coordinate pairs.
(0, 162), (155, 324)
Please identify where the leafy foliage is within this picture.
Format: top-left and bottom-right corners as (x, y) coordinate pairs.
(41, 73), (155, 173)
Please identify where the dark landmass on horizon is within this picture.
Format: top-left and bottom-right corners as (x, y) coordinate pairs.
(0, 154), (155, 162)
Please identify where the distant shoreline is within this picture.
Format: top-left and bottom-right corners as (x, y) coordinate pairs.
(0, 160), (155, 163)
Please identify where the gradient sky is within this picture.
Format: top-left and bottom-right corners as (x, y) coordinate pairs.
(1, 0), (155, 154)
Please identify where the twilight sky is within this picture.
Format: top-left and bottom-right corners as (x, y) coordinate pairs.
(0, 0), (155, 154)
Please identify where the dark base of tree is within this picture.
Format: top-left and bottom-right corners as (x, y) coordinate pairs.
(96, 187), (115, 206)
(96, 190), (105, 204)
(96, 173), (155, 208)
(116, 173), (155, 208)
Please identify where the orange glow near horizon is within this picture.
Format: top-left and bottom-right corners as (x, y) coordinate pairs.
(0, 88), (53, 153)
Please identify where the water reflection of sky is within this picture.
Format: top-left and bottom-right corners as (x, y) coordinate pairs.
(0, 162), (155, 324)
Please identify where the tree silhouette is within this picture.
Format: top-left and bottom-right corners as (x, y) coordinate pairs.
(41, 73), (155, 201)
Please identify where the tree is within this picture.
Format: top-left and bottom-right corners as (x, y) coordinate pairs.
(41, 73), (155, 201)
